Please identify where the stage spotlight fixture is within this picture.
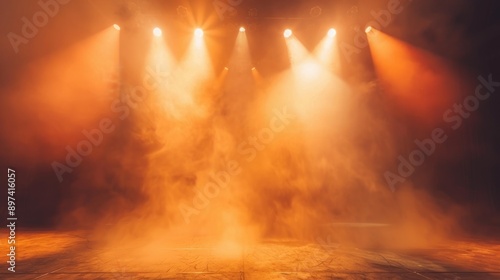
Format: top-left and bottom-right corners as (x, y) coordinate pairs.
(365, 26), (373, 34)
(239, 26), (246, 32)
(113, 24), (120, 31)
(284, 29), (292, 38)
(153, 27), (162, 37)
(328, 28), (336, 38)
(195, 28), (204, 38)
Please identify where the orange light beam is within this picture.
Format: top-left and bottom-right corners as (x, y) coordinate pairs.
(367, 29), (472, 126)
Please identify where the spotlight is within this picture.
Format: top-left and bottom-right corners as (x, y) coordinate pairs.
(239, 26), (246, 32)
(365, 26), (373, 34)
(327, 28), (336, 38)
(195, 28), (204, 38)
(284, 29), (292, 38)
(224, 67), (229, 71)
(153, 27), (162, 37)
(251, 67), (256, 71)
(113, 24), (120, 31)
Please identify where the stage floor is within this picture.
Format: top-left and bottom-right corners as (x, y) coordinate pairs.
(1, 230), (499, 279)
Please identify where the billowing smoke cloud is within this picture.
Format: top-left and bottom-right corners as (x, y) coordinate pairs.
(67, 44), (462, 253)
(0, 0), (479, 259)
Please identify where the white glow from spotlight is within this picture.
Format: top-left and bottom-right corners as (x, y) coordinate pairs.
(313, 28), (341, 72)
(239, 27), (246, 32)
(365, 26), (373, 34)
(113, 24), (120, 31)
(286, 36), (309, 65)
(195, 28), (204, 38)
(328, 28), (336, 38)
(153, 27), (162, 37)
(284, 29), (292, 38)
(298, 60), (322, 79)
